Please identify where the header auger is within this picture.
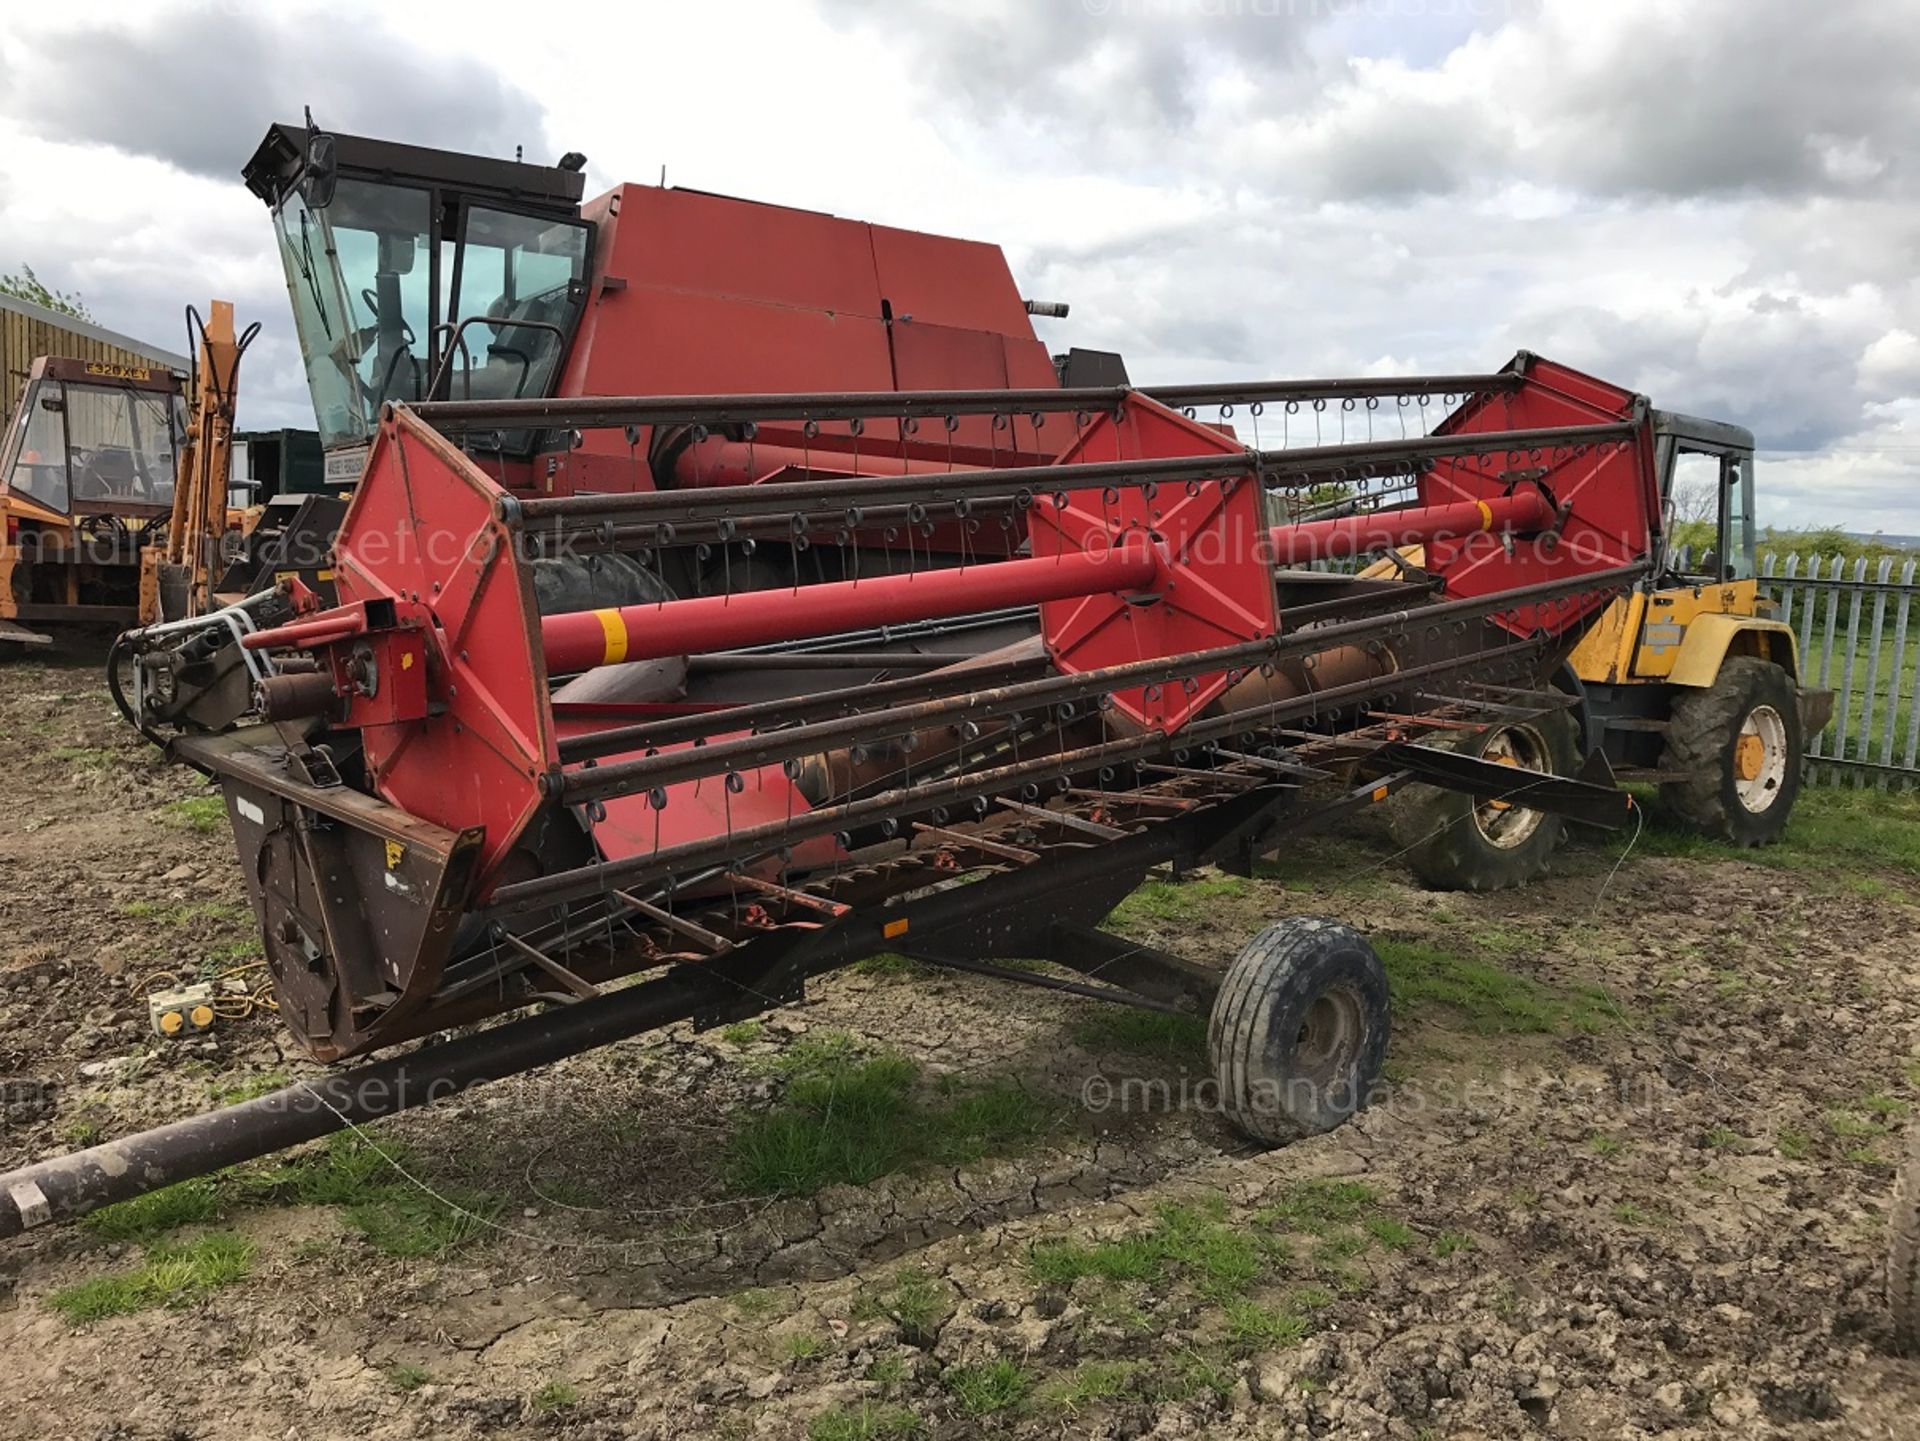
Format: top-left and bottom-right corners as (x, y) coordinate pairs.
(0, 354), (1681, 1239)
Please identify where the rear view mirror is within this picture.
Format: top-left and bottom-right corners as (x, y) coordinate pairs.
(301, 132), (338, 210)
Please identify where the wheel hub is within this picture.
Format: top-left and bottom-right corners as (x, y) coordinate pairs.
(1472, 725), (1548, 849)
(1294, 985), (1365, 1092)
(1735, 704), (1789, 813)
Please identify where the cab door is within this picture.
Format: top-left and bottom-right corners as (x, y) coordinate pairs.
(1632, 443), (1761, 678)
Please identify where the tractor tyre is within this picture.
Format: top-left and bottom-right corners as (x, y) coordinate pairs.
(1660, 657), (1801, 846)
(1209, 917), (1390, 1146)
(1891, 1122), (1920, 1355)
(1388, 710), (1579, 892)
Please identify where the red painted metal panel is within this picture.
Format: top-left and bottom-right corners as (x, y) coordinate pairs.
(1030, 396), (1277, 734)
(1419, 357), (1654, 638)
(868, 224), (1036, 335)
(333, 413), (553, 893)
(550, 712), (842, 879)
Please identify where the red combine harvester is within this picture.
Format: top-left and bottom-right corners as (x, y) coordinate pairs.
(0, 127), (1695, 1235)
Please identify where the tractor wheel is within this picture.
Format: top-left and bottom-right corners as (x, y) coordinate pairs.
(1891, 1123), (1920, 1355)
(1660, 657), (1801, 846)
(1388, 711), (1578, 892)
(1209, 917), (1390, 1146)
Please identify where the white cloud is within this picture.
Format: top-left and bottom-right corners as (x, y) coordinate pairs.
(0, 0), (1911, 535)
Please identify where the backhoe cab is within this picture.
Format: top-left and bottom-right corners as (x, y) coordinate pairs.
(0, 357), (186, 640)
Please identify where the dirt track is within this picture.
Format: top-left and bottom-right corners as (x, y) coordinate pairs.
(2, 642), (1919, 1440)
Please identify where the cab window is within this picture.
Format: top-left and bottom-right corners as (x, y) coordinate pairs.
(6, 382), (70, 512)
(441, 206), (589, 404)
(1668, 447), (1756, 583)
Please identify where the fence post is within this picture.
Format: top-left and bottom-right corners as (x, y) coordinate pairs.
(1833, 557), (1869, 777)
(1814, 556), (1842, 763)
(1858, 558), (1893, 790)
(1881, 559), (1916, 791)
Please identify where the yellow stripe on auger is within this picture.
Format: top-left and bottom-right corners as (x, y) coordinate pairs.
(595, 608), (630, 665)
(1475, 499), (1494, 531)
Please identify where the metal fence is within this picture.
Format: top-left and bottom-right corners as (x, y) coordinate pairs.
(1754, 552), (1920, 788)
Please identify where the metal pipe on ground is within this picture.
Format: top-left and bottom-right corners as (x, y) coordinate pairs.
(0, 966), (729, 1239)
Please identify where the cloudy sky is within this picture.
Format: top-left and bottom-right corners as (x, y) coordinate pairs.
(1, 0), (1915, 533)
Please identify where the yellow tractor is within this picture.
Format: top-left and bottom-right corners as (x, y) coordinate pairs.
(1395, 407), (1834, 889)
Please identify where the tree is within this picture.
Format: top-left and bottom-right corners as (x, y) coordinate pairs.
(0, 264), (94, 324)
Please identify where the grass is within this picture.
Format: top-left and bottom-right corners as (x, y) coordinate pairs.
(1375, 938), (1614, 1035)
(1778, 1126), (1811, 1159)
(387, 1363), (431, 1392)
(531, 1381), (579, 1414)
(1639, 786), (1920, 880)
(1364, 1215), (1416, 1250)
(1070, 1007), (1208, 1060)
(730, 1287), (783, 1321)
(943, 1357), (1032, 1417)
(51, 744), (118, 769)
(718, 1020), (763, 1046)
(161, 795), (227, 833)
(1255, 1179), (1378, 1233)
(209, 1072), (289, 1106)
(855, 1268), (949, 1342)
(1108, 874), (1248, 928)
(83, 1178), (220, 1242)
(1223, 1298), (1313, 1348)
(243, 1133), (501, 1257)
(783, 1330), (827, 1362)
(48, 1233), (254, 1323)
(724, 1032), (1054, 1197)
(1038, 1361), (1138, 1414)
(809, 1403), (923, 1441)
(1030, 1196), (1296, 1304)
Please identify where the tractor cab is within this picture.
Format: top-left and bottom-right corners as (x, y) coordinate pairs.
(1651, 409), (1758, 587)
(0, 357), (184, 520)
(242, 124), (592, 473)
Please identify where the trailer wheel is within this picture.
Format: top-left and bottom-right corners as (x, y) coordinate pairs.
(1891, 1122), (1920, 1355)
(1209, 917), (1389, 1145)
(1389, 711), (1577, 892)
(1661, 657), (1801, 846)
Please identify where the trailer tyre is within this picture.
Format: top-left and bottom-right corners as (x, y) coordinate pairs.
(1891, 1122), (1920, 1355)
(1389, 711), (1578, 892)
(1209, 917), (1389, 1146)
(1661, 657), (1801, 846)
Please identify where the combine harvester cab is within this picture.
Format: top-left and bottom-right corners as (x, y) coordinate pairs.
(1, 349), (1700, 1238)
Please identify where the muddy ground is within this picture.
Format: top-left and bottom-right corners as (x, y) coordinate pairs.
(3, 641), (1919, 1440)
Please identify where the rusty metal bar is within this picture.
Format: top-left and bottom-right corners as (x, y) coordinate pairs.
(502, 422), (1635, 527)
(407, 373), (1524, 432)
